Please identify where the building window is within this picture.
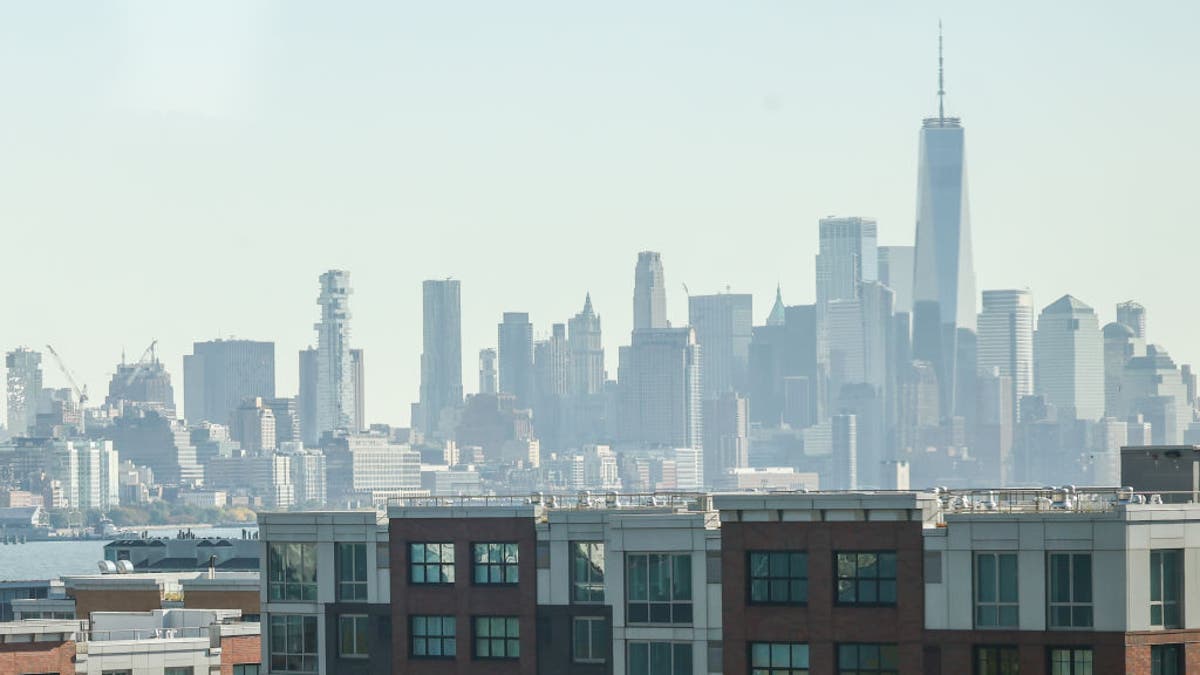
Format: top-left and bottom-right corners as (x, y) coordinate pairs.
(1150, 549), (1182, 628)
(1151, 644), (1183, 675)
(232, 666), (261, 675)
(473, 543), (519, 584)
(572, 616), (606, 664)
(975, 552), (1018, 628)
(1048, 552), (1093, 628)
(571, 542), (605, 603)
(164, 669), (194, 675)
(749, 551), (808, 605)
(338, 614), (369, 659)
(410, 615), (456, 659)
(269, 614), (318, 674)
(750, 642), (809, 674)
(626, 553), (693, 624)
(837, 643), (898, 674)
(1049, 647), (1093, 675)
(975, 646), (1019, 675)
(410, 543), (455, 584)
(628, 641), (692, 675)
(267, 543), (317, 601)
(473, 616), (520, 659)
(336, 543), (368, 601)
(835, 552), (897, 605)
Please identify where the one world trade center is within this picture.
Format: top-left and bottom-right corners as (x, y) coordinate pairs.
(912, 25), (977, 421)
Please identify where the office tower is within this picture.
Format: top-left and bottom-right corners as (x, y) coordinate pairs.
(898, 361), (941, 451)
(832, 413), (858, 490)
(298, 347), (318, 446)
(747, 304), (821, 429)
(835, 384), (884, 488)
(977, 289), (1034, 422)
(498, 312), (534, 408)
(478, 349), (497, 395)
(284, 447), (327, 506)
(632, 251), (668, 332)
(533, 324), (569, 449)
(976, 369), (1014, 485)
(878, 245), (915, 315)
(350, 348), (364, 432)
(231, 397), (276, 453)
(1033, 295), (1104, 421)
(264, 397), (299, 445)
(912, 29), (976, 421)
(618, 328), (702, 450)
(1116, 301), (1146, 339)
(106, 351), (176, 416)
(105, 409), (202, 484)
(703, 392), (748, 486)
(5, 348), (42, 437)
(1120, 345), (1191, 445)
(765, 285), (786, 327)
(568, 294), (605, 396)
(314, 270), (355, 436)
(418, 279), (463, 438)
(182, 339), (275, 426)
(815, 216), (878, 305)
(1103, 322), (1137, 418)
(688, 292), (753, 399)
(824, 283), (893, 402)
(64, 440), (120, 511)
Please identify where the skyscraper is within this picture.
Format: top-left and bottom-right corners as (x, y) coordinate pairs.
(568, 294), (605, 396)
(1033, 295), (1104, 421)
(688, 292), (753, 399)
(1116, 301), (1146, 340)
(534, 324), (570, 448)
(478, 349), (497, 395)
(1103, 322), (1137, 418)
(912, 27), (976, 420)
(498, 312), (534, 408)
(878, 245), (915, 315)
(633, 251), (668, 332)
(350, 348), (365, 432)
(977, 289), (1034, 420)
(298, 347), (318, 446)
(702, 392), (748, 486)
(183, 339), (276, 426)
(5, 348), (42, 437)
(314, 270), (355, 436)
(815, 216), (878, 305)
(617, 327), (702, 450)
(418, 279), (463, 438)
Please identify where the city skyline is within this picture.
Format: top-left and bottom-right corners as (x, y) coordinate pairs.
(2, 3), (1197, 427)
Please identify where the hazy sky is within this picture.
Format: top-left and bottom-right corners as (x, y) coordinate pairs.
(2, 2), (1198, 428)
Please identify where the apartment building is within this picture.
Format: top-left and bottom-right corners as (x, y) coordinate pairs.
(259, 487), (1200, 675)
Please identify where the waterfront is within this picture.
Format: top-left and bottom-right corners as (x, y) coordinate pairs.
(0, 526), (258, 581)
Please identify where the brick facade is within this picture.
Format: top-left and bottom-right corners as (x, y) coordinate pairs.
(185, 589), (260, 615)
(69, 588), (161, 621)
(0, 639), (76, 675)
(220, 634), (263, 675)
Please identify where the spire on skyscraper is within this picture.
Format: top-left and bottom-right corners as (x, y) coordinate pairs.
(937, 20), (945, 122)
(766, 284), (786, 327)
(582, 292), (595, 317)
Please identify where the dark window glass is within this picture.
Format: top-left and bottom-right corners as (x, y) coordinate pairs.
(976, 645), (1019, 675)
(835, 552), (897, 606)
(410, 543), (455, 584)
(410, 615), (456, 659)
(1049, 647), (1093, 675)
(473, 616), (520, 659)
(269, 614), (318, 674)
(571, 542), (605, 603)
(473, 543), (519, 585)
(748, 551), (808, 605)
(837, 643), (899, 674)
(336, 543), (368, 601)
(750, 642), (810, 675)
(267, 543), (317, 601)
(626, 553), (692, 624)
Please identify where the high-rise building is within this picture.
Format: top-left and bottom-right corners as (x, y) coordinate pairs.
(104, 409), (202, 484)
(314, 270), (355, 436)
(568, 294), (604, 396)
(418, 279), (463, 438)
(977, 289), (1034, 422)
(1103, 322), (1137, 418)
(878, 245), (915, 315)
(1033, 295), (1104, 421)
(688, 293), (753, 399)
(815, 216), (878, 305)
(182, 339), (275, 426)
(231, 397), (276, 453)
(975, 369), (1014, 485)
(912, 30), (976, 421)
(533, 324), (569, 449)
(5, 348), (42, 437)
(702, 392), (748, 486)
(632, 251), (668, 332)
(765, 285), (786, 327)
(298, 347), (318, 446)
(1119, 345), (1191, 445)
(105, 347), (176, 416)
(747, 304), (821, 429)
(498, 312), (534, 409)
(350, 348), (365, 432)
(478, 349), (497, 395)
(1116, 300), (1146, 339)
(264, 397), (299, 445)
(618, 328), (702, 450)
(64, 440), (120, 511)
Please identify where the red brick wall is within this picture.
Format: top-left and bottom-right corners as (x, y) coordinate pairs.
(0, 640), (76, 675)
(1123, 631), (1200, 675)
(389, 516), (537, 675)
(927, 630), (1126, 675)
(721, 519), (926, 675)
(68, 588), (161, 622)
(220, 634), (263, 675)
(185, 589), (260, 615)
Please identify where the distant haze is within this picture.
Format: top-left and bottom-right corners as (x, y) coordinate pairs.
(2, 2), (1197, 426)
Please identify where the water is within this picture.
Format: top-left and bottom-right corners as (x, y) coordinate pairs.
(0, 526), (258, 581)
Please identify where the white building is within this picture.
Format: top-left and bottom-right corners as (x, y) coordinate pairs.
(1034, 294), (1105, 421)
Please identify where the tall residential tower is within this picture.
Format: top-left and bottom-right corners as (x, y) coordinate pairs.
(314, 270), (355, 436)
(418, 279), (463, 438)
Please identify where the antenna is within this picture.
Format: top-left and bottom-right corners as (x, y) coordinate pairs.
(937, 20), (945, 123)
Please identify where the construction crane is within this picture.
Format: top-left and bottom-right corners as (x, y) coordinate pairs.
(124, 339), (159, 388)
(45, 344), (89, 434)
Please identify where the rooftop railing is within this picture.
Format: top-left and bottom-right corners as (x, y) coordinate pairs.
(932, 487), (1199, 515)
